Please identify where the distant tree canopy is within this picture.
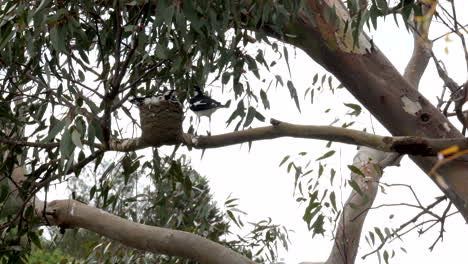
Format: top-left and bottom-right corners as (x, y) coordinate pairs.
(25, 155), (286, 263)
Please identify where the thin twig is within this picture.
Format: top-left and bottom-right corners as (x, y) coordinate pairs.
(362, 196), (447, 259)
(0, 137), (59, 149)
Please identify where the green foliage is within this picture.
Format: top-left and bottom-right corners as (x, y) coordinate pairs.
(0, 0), (303, 146)
(0, 200), (44, 264)
(28, 248), (72, 264)
(0, 0), (388, 262)
(340, 0), (423, 46)
(0, 2), (307, 235)
(0, 1), (300, 259)
(370, 0), (422, 29)
(279, 150), (337, 237)
(39, 154), (288, 263)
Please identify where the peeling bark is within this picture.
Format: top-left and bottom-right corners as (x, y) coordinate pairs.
(278, 0), (468, 223)
(327, 151), (386, 264)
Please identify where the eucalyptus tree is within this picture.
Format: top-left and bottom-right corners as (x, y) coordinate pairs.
(0, 0), (466, 264)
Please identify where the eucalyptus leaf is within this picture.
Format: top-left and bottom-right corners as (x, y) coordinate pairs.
(60, 128), (75, 159)
(244, 106), (256, 127)
(287, 80), (301, 113)
(260, 89), (270, 109)
(279, 155), (290, 167)
(348, 165), (365, 176)
(71, 130), (83, 149)
(42, 119), (67, 142)
(0, 183), (9, 203)
(316, 150), (335, 161)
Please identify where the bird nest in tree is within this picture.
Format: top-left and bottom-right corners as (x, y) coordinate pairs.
(138, 101), (183, 146)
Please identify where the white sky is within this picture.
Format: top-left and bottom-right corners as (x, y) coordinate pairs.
(42, 2), (468, 263)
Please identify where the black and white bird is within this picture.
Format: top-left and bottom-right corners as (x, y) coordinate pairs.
(189, 86), (229, 131)
(161, 89), (181, 105)
(129, 89), (180, 106)
(129, 94), (164, 105)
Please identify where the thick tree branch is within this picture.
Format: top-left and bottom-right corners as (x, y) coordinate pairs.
(3, 119), (468, 156)
(186, 119), (467, 156)
(106, 137), (149, 151)
(5, 168), (255, 264)
(45, 200), (255, 264)
(298, 2), (446, 263)
(0, 137), (59, 149)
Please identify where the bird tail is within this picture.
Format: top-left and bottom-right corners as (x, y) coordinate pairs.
(222, 100), (231, 108)
(129, 96), (144, 105)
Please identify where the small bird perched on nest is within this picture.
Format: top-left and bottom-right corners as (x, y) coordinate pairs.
(130, 90), (180, 106)
(129, 89), (183, 146)
(189, 85), (229, 131)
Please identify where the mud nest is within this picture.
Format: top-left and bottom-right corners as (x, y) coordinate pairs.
(138, 101), (183, 146)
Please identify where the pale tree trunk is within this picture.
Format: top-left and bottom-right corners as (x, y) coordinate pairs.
(325, 148), (401, 264)
(276, 0), (468, 223)
(323, 2), (438, 263)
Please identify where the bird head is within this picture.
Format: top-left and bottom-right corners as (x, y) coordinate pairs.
(193, 85), (203, 96)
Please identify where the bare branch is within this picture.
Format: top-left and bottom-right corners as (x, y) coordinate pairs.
(112, 0), (123, 89)
(0, 136), (59, 149)
(4, 118), (468, 156)
(429, 202), (452, 251)
(362, 196), (447, 259)
(186, 119), (468, 156)
(439, 2), (468, 73)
